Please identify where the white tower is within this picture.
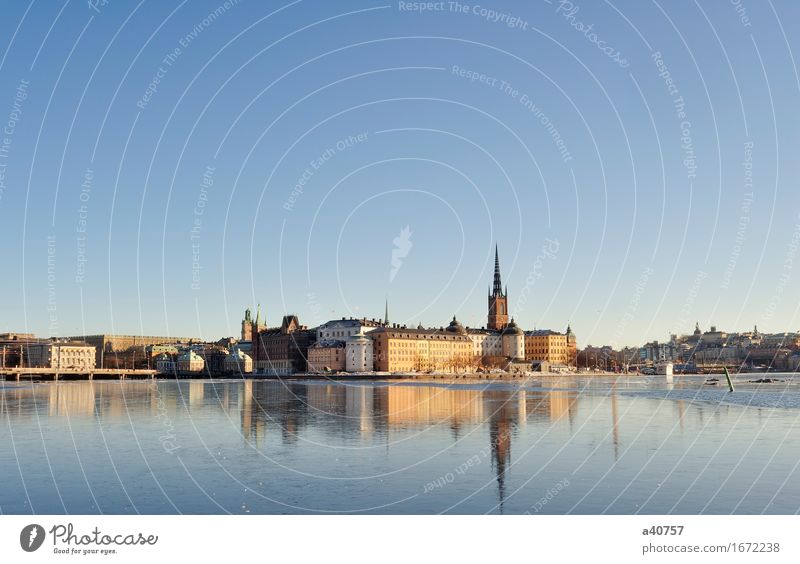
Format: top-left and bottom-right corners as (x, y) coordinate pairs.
(346, 334), (374, 372)
(501, 318), (525, 360)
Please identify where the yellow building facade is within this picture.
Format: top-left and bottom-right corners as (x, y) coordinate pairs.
(524, 330), (570, 365)
(368, 326), (473, 373)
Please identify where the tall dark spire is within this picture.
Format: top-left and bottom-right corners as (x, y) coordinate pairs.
(493, 244), (503, 296)
(384, 298), (389, 326)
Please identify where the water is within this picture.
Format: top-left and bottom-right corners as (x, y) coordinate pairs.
(2, 375), (799, 514)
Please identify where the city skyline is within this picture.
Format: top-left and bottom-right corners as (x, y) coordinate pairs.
(1, 1), (799, 347)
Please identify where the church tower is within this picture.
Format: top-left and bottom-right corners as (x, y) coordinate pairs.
(488, 245), (509, 331)
(242, 304), (266, 342)
(241, 307), (253, 342)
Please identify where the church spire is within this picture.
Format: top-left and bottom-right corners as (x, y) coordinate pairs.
(384, 298), (389, 326)
(255, 304), (261, 326)
(493, 244), (503, 296)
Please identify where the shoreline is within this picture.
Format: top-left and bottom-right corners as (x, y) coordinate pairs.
(3, 369), (793, 383)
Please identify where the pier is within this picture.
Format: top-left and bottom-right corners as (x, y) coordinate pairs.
(0, 367), (157, 381)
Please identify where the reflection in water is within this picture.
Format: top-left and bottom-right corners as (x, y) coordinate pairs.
(1, 380), (579, 504)
(611, 386), (619, 462)
(1, 380), (579, 512)
(4, 376), (796, 514)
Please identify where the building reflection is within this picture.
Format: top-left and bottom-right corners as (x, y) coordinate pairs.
(1, 380), (582, 498)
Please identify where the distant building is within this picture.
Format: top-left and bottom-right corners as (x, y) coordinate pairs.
(0, 332), (36, 341)
(307, 340), (346, 372)
(197, 346), (228, 375)
(146, 344), (180, 357)
(26, 341), (96, 371)
(176, 350), (204, 372)
(639, 340), (678, 363)
(368, 319), (473, 373)
(1, 333), (44, 368)
(501, 319), (525, 360)
(65, 334), (194, 368)
(345, 334), (374, 372)
(252, 315), (316, 375)
(466, 328), (503, 360)
(525, 329), (569, 364)
(566, 324), (577, 366)
(155, 353), (176, 374)
(316, 317), (382, 341)
(223, 349), (253, 374)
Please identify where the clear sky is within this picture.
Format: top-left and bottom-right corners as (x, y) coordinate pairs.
(1, 0), (799, 347)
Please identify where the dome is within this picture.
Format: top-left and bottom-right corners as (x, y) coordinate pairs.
(225, 349), (250, 361)
(347, 333), (370, 343)
(177, 350), (202, 361)
(502, 318), (524, 336)
(446, 316), (466, 334)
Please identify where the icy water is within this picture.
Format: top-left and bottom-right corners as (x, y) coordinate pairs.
(2, 375), (800, 514)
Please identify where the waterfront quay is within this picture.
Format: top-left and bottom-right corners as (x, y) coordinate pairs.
(0, 369), (583, 382)
(0, 367), (157, 381)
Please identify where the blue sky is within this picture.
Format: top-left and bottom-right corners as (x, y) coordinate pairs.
(1, 0), (799, 347)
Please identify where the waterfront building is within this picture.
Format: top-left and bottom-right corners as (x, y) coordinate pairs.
(345, 333), (374, 372)
(0, 333), (45, 368)
(566, 324), (577, 365)
(155, 353), (176, 374)
(524, 329), (568, 364)
(197, 346), (228, 374)
(66, 334), (194, 368)
(223, 349), (253, 373)
(307, 340), (346, 372)
(176, 350), (204, 372)
(251, 315), (316, 375)
(639, 340), (679, 363)
(25, 341), (96, 370)
(316, 317), (383, 341)
(368, 320), (473, 373)
(501, 319), (525, 360)
(466, 328), (503, 361)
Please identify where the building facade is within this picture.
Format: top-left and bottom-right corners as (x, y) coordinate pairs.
(466, 328), (503, 361)
(26, 341), (96, 370)
(155, 353), (176, 374)
(307, 340), (346, 372)
(176, 350), (204, 372)
(66, 334), (194, 368)
(525, 330), (570, 365)
(501, 319), (525, 360)
(0, 334), (44, 368)
(316, 318), (382, 341)
(223, 349), (253, 373)
(345, 334), (374, 372)
(368, 320), (473, 373)
(252, 315), (316, 375)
